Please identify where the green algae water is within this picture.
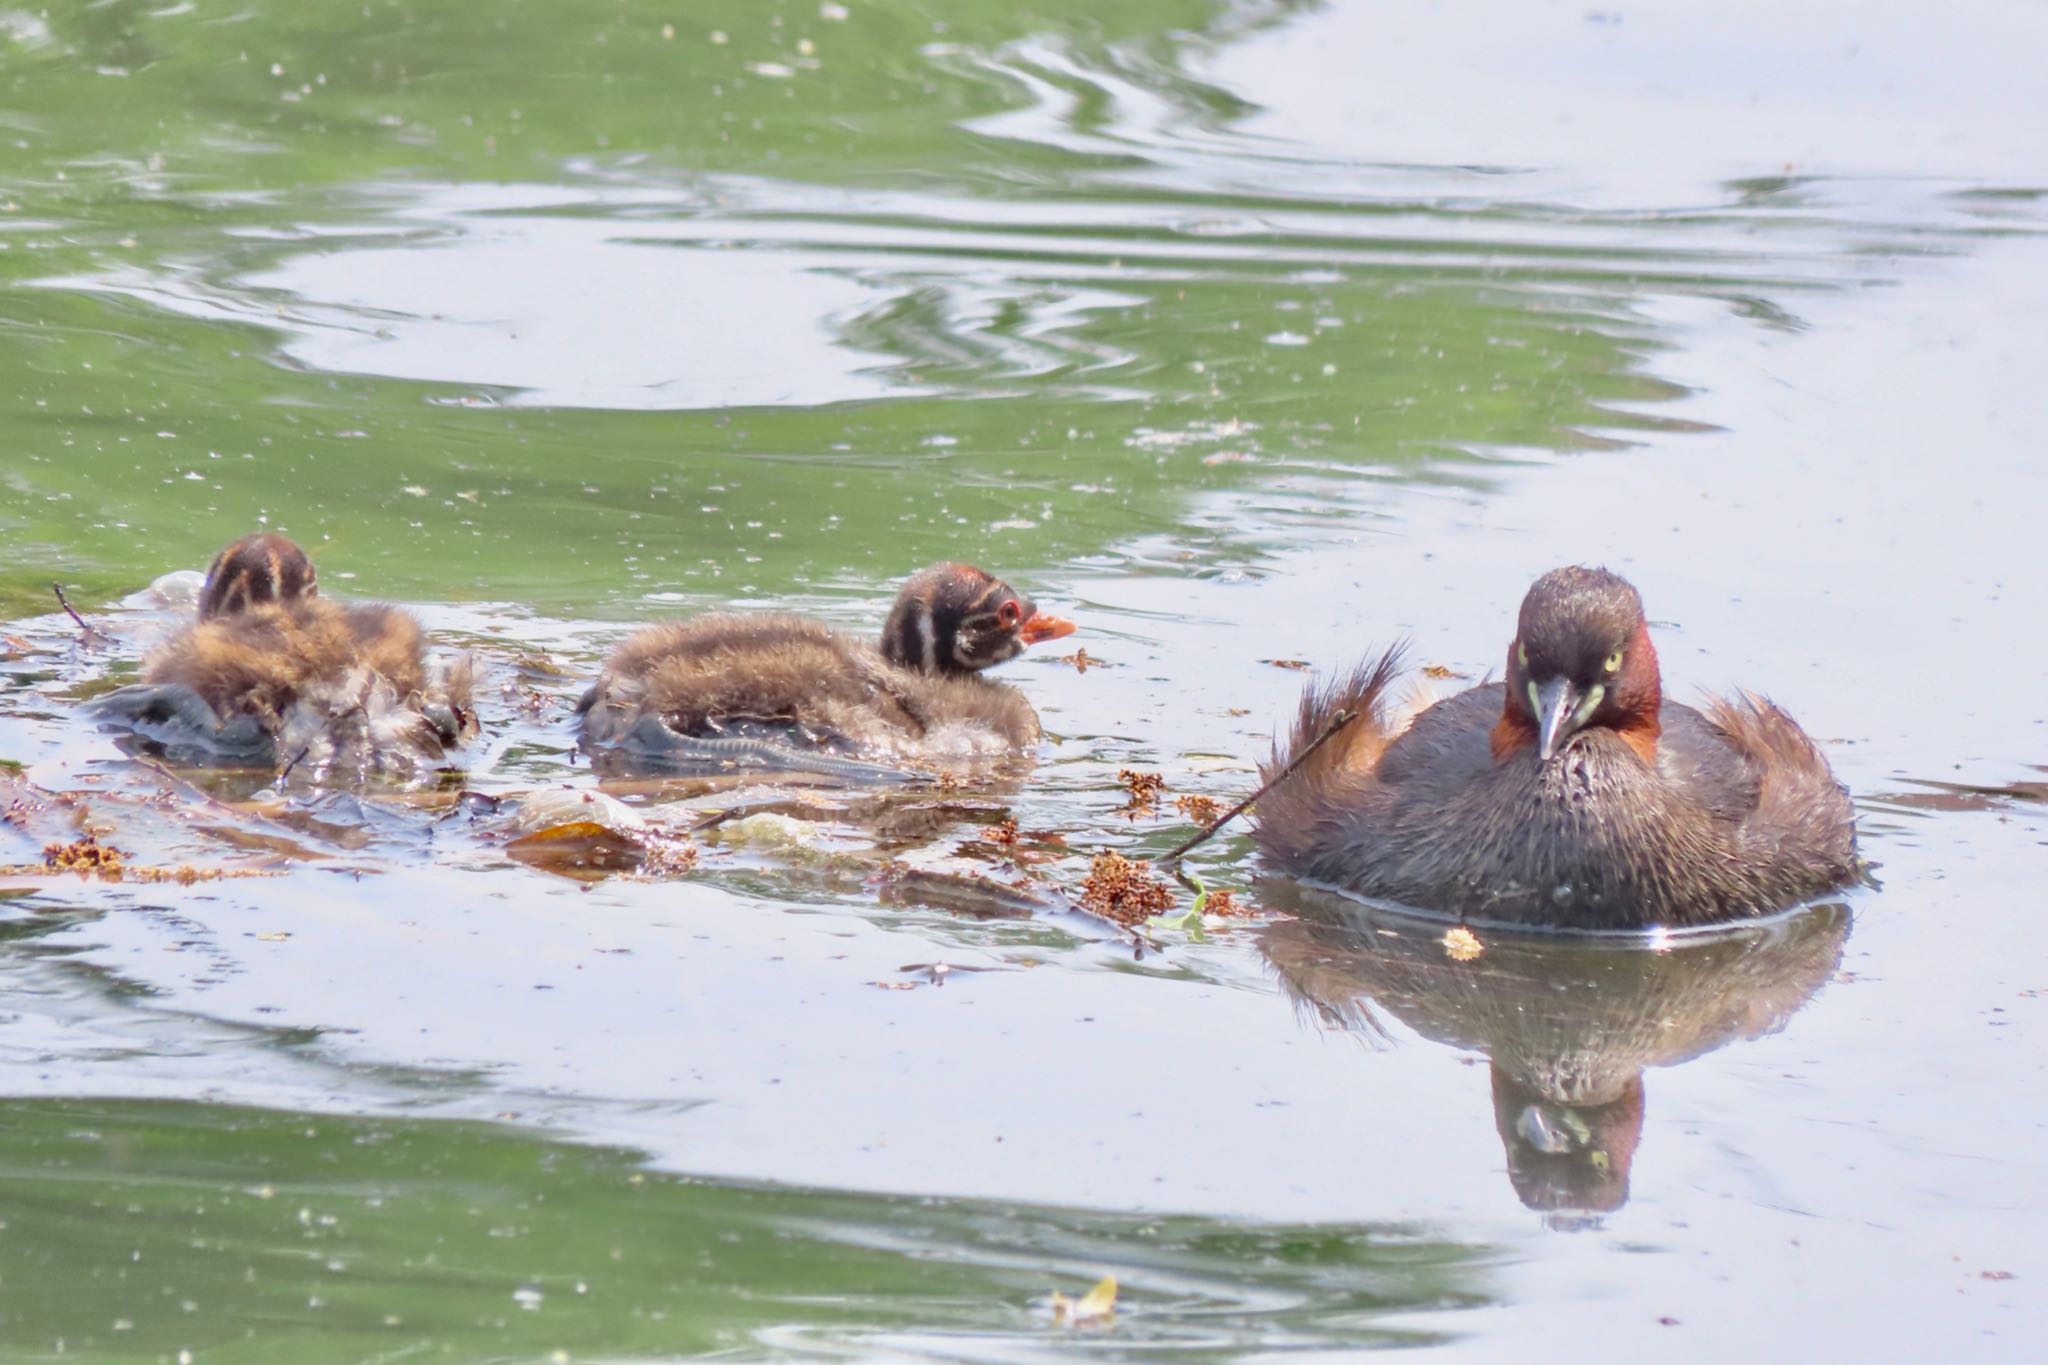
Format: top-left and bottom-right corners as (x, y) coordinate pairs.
(2, 0), (2045, 1358)
(0, 0), (1694, 616)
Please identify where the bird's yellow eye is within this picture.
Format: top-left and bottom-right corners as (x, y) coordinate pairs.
(1603, 648), (1624, 674)
(1516, 643), (1528, 667)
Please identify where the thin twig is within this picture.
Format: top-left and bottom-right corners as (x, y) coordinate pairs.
(1158, 708), (1357, 867)
(689, 807), (743, 834)
(51, 582), (110, 643)
(276, 743), (315, 784)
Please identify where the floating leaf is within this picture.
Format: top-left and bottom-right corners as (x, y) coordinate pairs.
(1050, 1274), (1118, 1326)
(1442, 926), (1484, 961)
(507, 821), (646, 882)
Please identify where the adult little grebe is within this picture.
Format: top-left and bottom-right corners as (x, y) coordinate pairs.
(89, 533), (473, 767)
(576, 563), (1075, 774)
(1252, 567), (1858, 929)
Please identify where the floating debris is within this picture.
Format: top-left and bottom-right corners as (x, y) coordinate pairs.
(871, 864), (1053, 919)
(511, 651), (574, 680)
(1049, 1274), (1118, 1327)
(1078, 850), (1174, 926)
(1202, 887), (1245, 917)
(41, 837), (124, 875)
(511, 825), (698, 882)
(1117, 769), (1165, 819)
(2, 835), (284, 884)
(505, 821), (647, 881)
(510, 787), (648, 837)
(1173, 793), (1223, 826)
(708, 811), (823, 853)
(1442, 926), (1485, 961)
(1263, 658), (1313, 671)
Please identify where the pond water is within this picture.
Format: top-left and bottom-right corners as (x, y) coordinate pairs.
(1, 0), (2044, 1359)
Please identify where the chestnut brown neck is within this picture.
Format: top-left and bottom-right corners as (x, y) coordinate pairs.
(1489, 705), (1536, 762)
(1611, 619), (1662, 763)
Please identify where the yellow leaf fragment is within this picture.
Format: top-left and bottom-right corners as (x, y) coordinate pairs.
(1441, 926), (1484, 961)
(1050, 1274), (1118, 1326)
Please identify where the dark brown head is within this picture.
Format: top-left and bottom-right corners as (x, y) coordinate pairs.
(197, 533), (319, 621)
(1494, 566), (1661, 763)
(880, 563), (1076, 676)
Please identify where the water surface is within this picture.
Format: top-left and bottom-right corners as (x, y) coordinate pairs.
(1, 0), (2043, 1359)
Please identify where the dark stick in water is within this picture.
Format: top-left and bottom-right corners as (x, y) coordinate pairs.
(51, 582), (109, 643)
(1158, 708), (1356, 867)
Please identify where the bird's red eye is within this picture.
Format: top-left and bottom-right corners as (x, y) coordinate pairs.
(998, 599), (1022, 629)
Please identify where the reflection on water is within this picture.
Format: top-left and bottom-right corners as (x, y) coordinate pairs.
(1262, 896), (1850, 1223)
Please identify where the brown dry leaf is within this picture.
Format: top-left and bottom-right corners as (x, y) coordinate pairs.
(507, 820), (648, 882)
(1173, 793), (1223, 826)
(1263, 658), (1312, 671)
(1442, 926), (1484, 961)
(1421, 663), (1470, 680)
(1055, 647), (1100, 674)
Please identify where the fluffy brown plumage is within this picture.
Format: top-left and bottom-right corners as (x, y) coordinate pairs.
(93, 533), (474, 770)
(197, 532), (320, 621)
(577, 563), (1074, 771)
(1252, 567), (1859, 929)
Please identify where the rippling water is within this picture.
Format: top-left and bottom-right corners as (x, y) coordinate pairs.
(0, 0), (2044, 1358)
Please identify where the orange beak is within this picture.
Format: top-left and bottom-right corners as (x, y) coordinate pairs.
(1018, 611), (1077, 646)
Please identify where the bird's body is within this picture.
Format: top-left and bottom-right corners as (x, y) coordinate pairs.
(90, 534), (473, 771)
(1253, 568), (1857, 929)
(577, 564), (1072, 774)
